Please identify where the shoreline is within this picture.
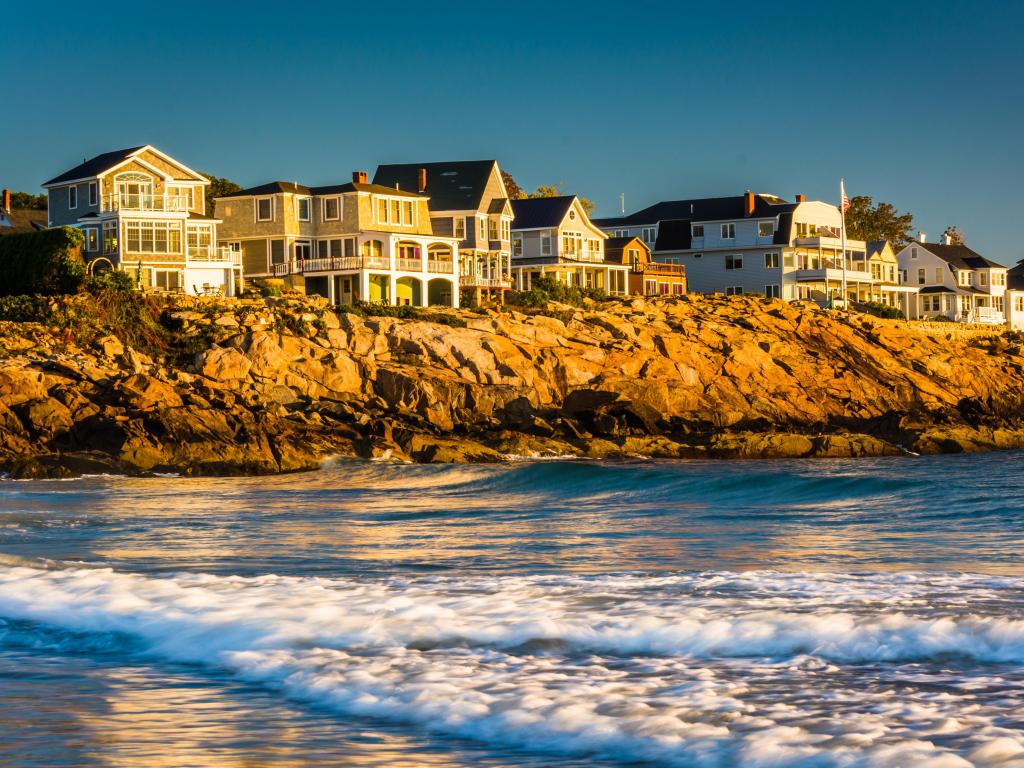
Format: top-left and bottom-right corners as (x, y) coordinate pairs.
(3, 291), (1024, 479)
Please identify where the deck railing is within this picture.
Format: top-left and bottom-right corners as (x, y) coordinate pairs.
(102, 193), (192, 212)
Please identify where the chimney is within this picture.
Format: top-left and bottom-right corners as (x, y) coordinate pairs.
(417, 168), (427, 193)
(918, 231), (927, 243)
(795, 194), (806, 203)
(352, 170), (368, 184)
(941, 232), (952, 245)
(743, 190), (755, 216)
(2, 189), (9, 213)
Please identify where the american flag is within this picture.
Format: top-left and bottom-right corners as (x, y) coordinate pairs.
(840, 179), (851, 212)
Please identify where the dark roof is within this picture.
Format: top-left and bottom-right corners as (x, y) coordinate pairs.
(216, 180), (423, 199)
(0, 208), (47, 235)
(1008, 260), (1024, 290)
(510, 196), (576, 229)
(187, 211), (217, 220)
(918, 286), (958, 294)
(597, 193), (793, 228)
(923, 243), (1006, 270)
(653, 219), (694, 251)
(866, 240), (890, 258)
(604, 236), (649, 253)
(373, 161), (497, 210)
(43, 146), (146, 185)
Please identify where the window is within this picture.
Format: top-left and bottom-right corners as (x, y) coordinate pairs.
(322, 197), (340, 221)
(479, 217), (486, 240)
(758, 221), (774, 237)
(512, 233), (523, 257)
(615, 229), (628, 237)
(935, 267), (943, 283)
(673, 283), (684, 295)
(317, 240), (328, 258)
(918, 268), (926, 285)
(295, 241), (312, 261)
(692, 224), (704, 238)
(153, 270), (182, 292)
(361, 239), (383, 260)
(1016, 296), (1024, 313)
(68, 186), (77, 209)
(83, 228), (98, 251)
(645, 279), (656, 294)
(764, 252), (779, 269)
(329, 239), (343, 258)
(721, 223), (736, 239)
(692, 252), (702, 259)
(187, 226), (212, 256)
(784, 253), (794, 268)
(980, 272), (988, 286)
(725, 286), (744, 296)
(642, 226), (656, 243)
(403, 201), (414, 226)
(343, 238), (356, 257)
(103, 220), (118, 253)
(501, 219), (510, 241)
(374, 196), (415, 226)
(124, 221), (182, 254)
(911, 247), (918, 259)
(296, 197), (311, 222)
(449, 217), (464, 239)
(726, 254), (743, 270)
(489, 219), (498, 241)
(256, 197), (273, 222)
(540, 232), (552, 256)
(88, 182), (98, 207)
(562, 232), (581, 255)
(994, 296), (1004, 311)
(765, 284), (781, 298)
(269, 239), (285, 265)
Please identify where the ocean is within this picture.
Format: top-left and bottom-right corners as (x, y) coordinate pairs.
(1, 453), (1023, 767)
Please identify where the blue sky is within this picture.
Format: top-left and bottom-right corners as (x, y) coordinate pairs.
(4, 0), (1022, 261)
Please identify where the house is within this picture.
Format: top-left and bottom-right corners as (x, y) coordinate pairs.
(1005, 260), (1024, 330)
(510, 196), (627, 295)
(604, 236), (686, 296)
(0, 189), (47, 235)
(862, 240), (907, 308)
(42, 146), (241, 295)
(595, 191), (916, 314)
(214, 172), (461, 307)
(372, 161), (513, 305)
(895, 235), (1008, 323)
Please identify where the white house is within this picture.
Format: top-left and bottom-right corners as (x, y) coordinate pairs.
(895, 235), (1008, 323)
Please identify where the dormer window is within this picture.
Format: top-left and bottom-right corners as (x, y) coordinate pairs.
(721, 223), (736, 239)
(642, 226), (656, 243)
(758, 221), (774, 237)
(296, 197), (311, 222)
(692, 224), (704, 238)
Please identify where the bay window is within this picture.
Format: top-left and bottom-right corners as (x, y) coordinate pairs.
(125, 221), (182, 254)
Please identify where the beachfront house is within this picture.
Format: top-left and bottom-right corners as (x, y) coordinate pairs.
(603, 236), (686, 296)
(595, 192), (917, 314)
(214, 172), (461, 307)
(42, 146), (241, 295)
(510, 196), (627, 295)
(895, 235), (1008, 323)
(372, 161), (513, 305)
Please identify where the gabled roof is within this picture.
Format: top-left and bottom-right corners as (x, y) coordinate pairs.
(43, 146), (146, 185)
(922, 243), (1006, 270)
(510, 196), (576, 229)
(372, 161), (498, 210)
(866, 240), (891, 258)
(216, 180), (424, 199)
(1007, 260), (1024, 291)
(0, 208), (48, 235)
(604, 235), (649, 251)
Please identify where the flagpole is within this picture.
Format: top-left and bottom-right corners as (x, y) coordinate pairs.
(840, 178), (848, 309)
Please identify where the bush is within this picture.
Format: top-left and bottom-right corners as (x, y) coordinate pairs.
(83, 270), (134, 294)
(860, 301), (905, 320)
(508, 275), (605, 308)
(0, 227), (86, 296)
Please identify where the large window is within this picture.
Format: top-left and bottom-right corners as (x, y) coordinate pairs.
(721, 223), (736, 239)
(322, 197), (340, 221)
(83, 228), (98, 252)
(169, 187), (193, 211)
(124, 221), (182, 254)
(270, 239), (285, 265)
(374, 196), (416, 226)
(726, 254), (743, 270)
(153, 270), (182, 291)
(256, 197), (273, 221)
(114, 173), (154, 209)
(187, 226), (212, 256)
(103, 220), (118, 253)
(758, 221), (774, 237)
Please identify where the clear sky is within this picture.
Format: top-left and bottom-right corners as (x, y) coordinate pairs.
(4, 0), (1022, 261)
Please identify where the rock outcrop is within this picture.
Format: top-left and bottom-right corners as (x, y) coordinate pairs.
(2, 293), (1024, 477)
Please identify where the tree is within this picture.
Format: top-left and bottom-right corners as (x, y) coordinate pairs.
(10, 191), (46, 209)
(501, 170), (525, 200)
(203, 174), (242, 216)
(942, 225), (966, 245)
(528, 182), (596, 217)
(844, 195), (915, 248)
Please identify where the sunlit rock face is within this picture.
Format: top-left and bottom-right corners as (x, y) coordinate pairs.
(3, 293), (1024, 476)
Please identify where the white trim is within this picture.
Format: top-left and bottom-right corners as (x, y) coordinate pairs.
(295, 196), (312, 223)
(321, 196), (341, 222)
(101, 155), (174, 181)
(255, 196), (274, 222)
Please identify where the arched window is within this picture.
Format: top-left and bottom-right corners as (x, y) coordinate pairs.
(114, 172), (154, 209)
(427, 244), (452, 259)
(361, 239), (383, 262)
(396, 242), (421, 260)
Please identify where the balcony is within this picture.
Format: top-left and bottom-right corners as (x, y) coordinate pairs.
(188, 246), (241, 266)
(272, 255), (394, 277)
(427, 259), (454, 274)
(461, 274), (512, 288)
(103, 193), (192, 213)
(641, 263), (686, 276)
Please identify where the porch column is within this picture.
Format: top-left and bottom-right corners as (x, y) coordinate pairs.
(451, 279), (460, 309)
(327, 274), (336, 305)
(389, 274), (398, 306)
(359, 271), (370, 303)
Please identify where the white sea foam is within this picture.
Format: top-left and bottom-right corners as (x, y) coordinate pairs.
(0, 566), (1022, 766)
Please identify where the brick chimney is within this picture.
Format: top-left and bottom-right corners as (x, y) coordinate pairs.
(417, 168), (427, 193)
(743, 190), (755, 216)
(2, 189), (10, 213)
(352, 170), (368, 184)
(795, 194), (806, 203)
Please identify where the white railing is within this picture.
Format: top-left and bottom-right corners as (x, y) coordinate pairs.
(461, 275), (512, 287)
(188, 247), (240, 265)
(397, 258), (422, 272)
(102, 193), (192, 212)
(427, 259), (454, 274)
(272, 255), (393, 276)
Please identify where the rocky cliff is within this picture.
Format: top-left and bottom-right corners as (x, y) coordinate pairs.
(3, 293), (1024, 477)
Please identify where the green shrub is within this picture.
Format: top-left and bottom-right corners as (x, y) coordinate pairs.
(0, 227), (86, 296)
(508, 276), (605, 308)
(83, 270), (134, 294)
(860, 301), (905, 320)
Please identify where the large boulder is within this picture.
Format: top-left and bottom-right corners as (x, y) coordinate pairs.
(196, 347), (252, 382)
